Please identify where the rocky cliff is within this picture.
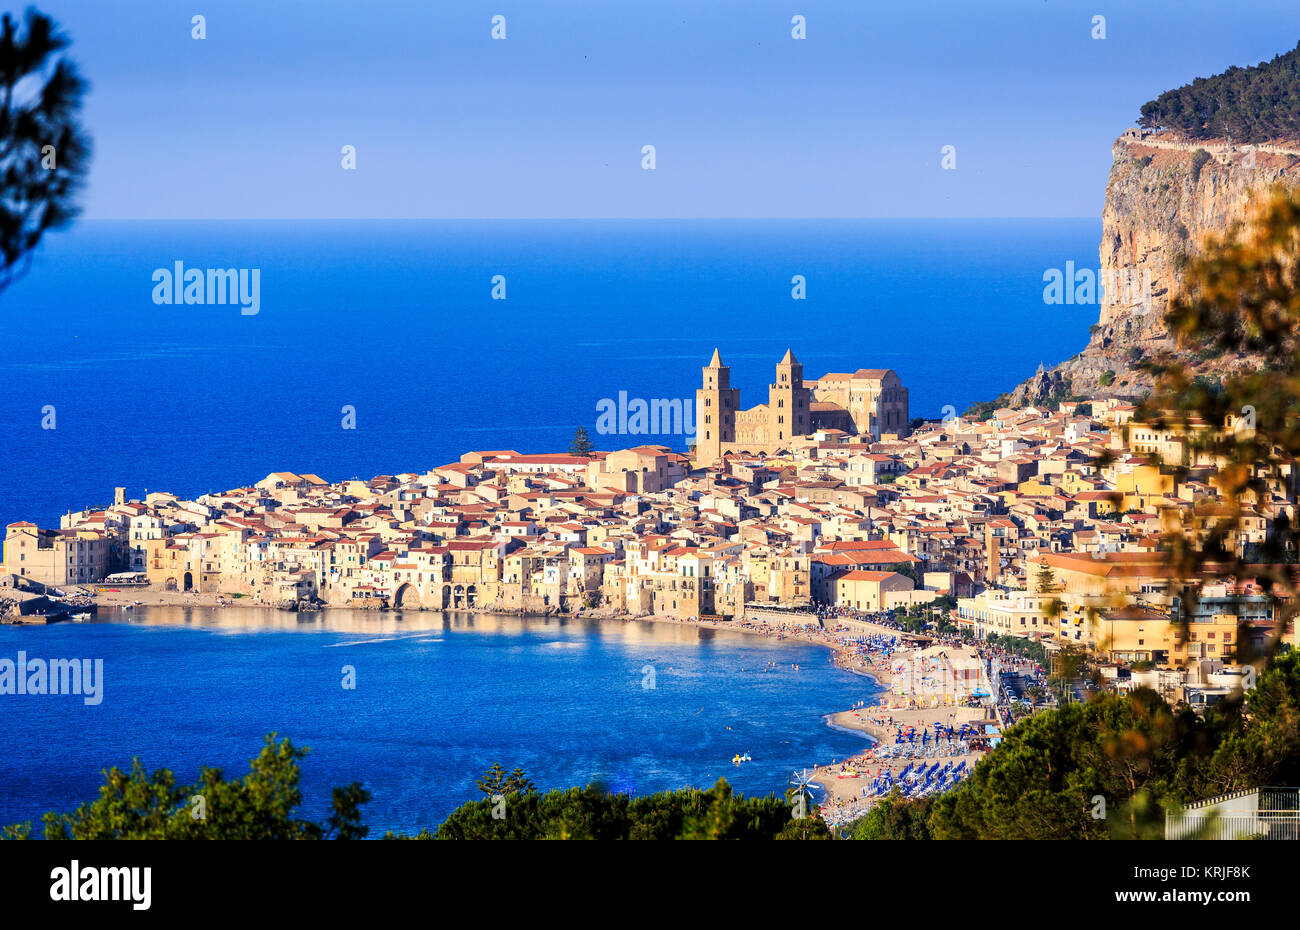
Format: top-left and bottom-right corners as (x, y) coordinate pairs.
(1006, 133), (1300, 407)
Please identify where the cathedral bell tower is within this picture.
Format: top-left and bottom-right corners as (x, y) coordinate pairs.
(695, 348), (738, 467)
(769, 348), (809, 443)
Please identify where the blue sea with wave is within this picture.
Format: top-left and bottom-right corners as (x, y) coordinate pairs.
(0, 218), (1098, 529)
(0, 610), (878, 835)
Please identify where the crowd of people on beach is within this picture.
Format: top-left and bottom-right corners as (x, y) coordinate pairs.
(796, 604), (1053, 827)
(686, 604), (1055, 828)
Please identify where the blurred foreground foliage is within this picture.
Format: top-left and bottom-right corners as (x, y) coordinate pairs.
(858, 193), (1300, 838)
(0, 9), (90, 294)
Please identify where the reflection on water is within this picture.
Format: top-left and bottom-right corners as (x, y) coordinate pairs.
(1, 607), (876, 834)
(94, 605), (741, 645)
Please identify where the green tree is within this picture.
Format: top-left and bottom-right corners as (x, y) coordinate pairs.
(1139, 41), (1300, 141)
(433, 777), (828, 840)
(0, 10), (90, 294)
(568, 426), (595, 456)
(476, 762), (536, 797)
(889, 652), (1300, 840)
(929, 690), (1209, 839)
(986, 633), (1049, 667)
(8, 734), (370, 840)
(851, 790), (935, 840)
(1049, 645), (1087, 704)
(1202, 650), (1300, 792)
(893, 562), (920, 585)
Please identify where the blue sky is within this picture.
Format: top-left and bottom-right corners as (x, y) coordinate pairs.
(37, 0), (1300, 218)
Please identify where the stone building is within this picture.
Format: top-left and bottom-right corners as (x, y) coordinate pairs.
(694, 349), (909, 467)
(805, 368), (910, 441)
(3, 522), (111, 587)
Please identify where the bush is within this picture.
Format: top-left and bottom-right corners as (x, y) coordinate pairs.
(1191, 149), (1212, 184)
(851, 791), (935, 840)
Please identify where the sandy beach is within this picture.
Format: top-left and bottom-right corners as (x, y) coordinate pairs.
(647, 611), (994, 826)
(92, 586), (236, 609)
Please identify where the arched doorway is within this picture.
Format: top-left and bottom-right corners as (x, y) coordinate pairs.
(394, 583), (421, 609)
(466, 585), (477, 607)
(453, 585), (465, 608)
(183, 572), (193, 592)
(441, 585), (451, 609)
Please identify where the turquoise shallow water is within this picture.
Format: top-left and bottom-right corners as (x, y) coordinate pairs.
(0, 609), (879, 835)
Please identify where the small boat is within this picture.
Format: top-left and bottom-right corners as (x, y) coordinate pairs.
(732, 752), (752, 764)
(837, 767), (860, 779)
(70, 612), (91, 621)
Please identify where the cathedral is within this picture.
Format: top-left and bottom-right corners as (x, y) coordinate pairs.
(694, 349), (909, 466)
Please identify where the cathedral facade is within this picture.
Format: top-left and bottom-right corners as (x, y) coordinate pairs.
(694, 349), (909, 466)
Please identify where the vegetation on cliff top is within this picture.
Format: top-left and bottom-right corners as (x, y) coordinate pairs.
(1139, 40), (1300, 141)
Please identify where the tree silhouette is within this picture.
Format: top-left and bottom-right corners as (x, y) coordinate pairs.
(568, 425), (595, 456)
(0, 9), (90, 295)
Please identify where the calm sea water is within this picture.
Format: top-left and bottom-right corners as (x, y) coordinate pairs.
(0, 610), (879, 835)
(0, 219), (1098, 834)
(0, 219), (1098, 528)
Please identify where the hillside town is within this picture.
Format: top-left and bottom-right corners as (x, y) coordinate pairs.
(4, 350), (1296, 710)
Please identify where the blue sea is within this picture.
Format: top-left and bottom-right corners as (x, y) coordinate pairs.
(0, 218), (1099, 832)
(0, 610), (877, 835)
(0, 219), (1099, 529)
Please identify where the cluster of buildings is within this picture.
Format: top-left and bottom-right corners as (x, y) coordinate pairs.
(3, 349), (1295, 702)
